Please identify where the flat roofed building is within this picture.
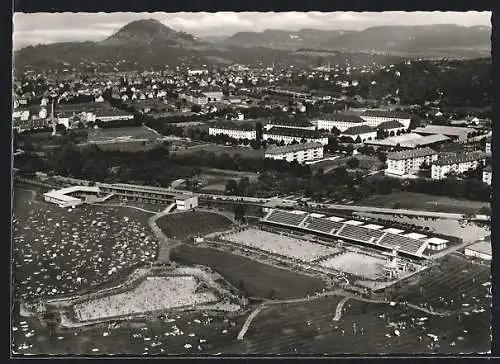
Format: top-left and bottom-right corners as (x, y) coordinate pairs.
(360, 110), (411, 128)
(413, 125), (477, 141)
(43, 185), (101, 208)
(208, 122), (256, 140)
(264, 142), (323, 164)
(385, 147), (438, 177)
(175, 194), (199, 211)
(431, 151), (486, 180)
(464, 240), (491, 260)
(383, 228), (405, 234)
(366, 133), (450, 150)
(264, 127), (329, 145)
(426, 237), (448, 251)
(314, 113), (367, 132)
(95, 108), (134, 122)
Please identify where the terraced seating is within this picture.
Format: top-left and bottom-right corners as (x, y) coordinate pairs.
(378, 233), (424, 255)
(336, 224), (385, 243)
(265, 210), (307, 226)
(302, 216), (344, 234)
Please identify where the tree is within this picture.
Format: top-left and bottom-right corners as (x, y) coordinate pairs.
(331, 126), (341, 136)
(347, 157), (360, 169)
(255, 121), (263, 141)
(327, 137), (339, 152)
(191, 104), (202, 113)
(225, 179), (238, 194)
(389, 130), (395, 137)
(355, 136), (362, 144)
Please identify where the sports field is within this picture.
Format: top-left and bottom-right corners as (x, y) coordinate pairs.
(171, 245), (326, 299)
(73, 276), (217, 322)
(87, 126), (160, 143)
(156, 211), (233, 240)
(358, 192), (489, 215)
(319, 252), (386, 279)
(223, 228), (339, 262)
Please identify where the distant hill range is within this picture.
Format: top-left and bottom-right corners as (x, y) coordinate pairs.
(219, 24), (491, 57)
(13, 20), (491, 72)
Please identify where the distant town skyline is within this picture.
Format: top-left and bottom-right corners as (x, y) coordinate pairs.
(13, 11), (491, 50)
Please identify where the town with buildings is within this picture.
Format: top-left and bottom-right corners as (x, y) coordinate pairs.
(12, 11), (492, 357)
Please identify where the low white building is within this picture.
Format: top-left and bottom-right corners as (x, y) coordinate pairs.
(464, 240), (491, 261)
(264, 127), (329, 146)
(201, 87), (224, 102)
(265, 142), (323, 164)
(385, 147), (438, 177)
(431, 151), (486, 180)
(95, 109), (134, 122)
(208, 123), (256, 140)
(175, 194), (199, 211)
(360, 110), (411, 129)
(43, 186), (101, 208)
(314, 114), (367, 132)
(340, 125), (377, 142)
(483, 165), (492, 186)
(485, 136), (491, 155)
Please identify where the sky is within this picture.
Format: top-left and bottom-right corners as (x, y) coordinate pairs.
(13, 11), (491, 49)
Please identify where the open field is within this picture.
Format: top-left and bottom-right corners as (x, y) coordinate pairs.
(156, 211), (233, 240)
(174, 144), (265, 159)
(310, 154), (381, 173)
(319, 252), (386, 279)
(87, 126), (160, 142)
(222, 228), (339, 262)
(358, 192), (489, 215)
(73, 276), (217, 322)
(92, 140), (162, 152)
(12, 189), (158, 301)
(387, 254), (491, 313)
(171, 245), (326, 299)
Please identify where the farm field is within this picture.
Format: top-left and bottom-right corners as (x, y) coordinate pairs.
(156, 211), (233, 240)
(12, 188), (158, 302)
(358, 192), (489, 215)
(217, 297), (490, 354)
(319, 252), (386, 279)
(174, 144), (265, 159)
(87, 126), (160, 142)
(171, 245), (326, 299)
(222, 228), (339, 262)
(73, 276), (217, 322)
(387, 254), (491, 313)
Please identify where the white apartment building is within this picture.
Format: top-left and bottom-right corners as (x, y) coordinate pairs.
(483, 165), (492, 186)
(360, 110), (411, 129)
(179, 91), (208, 105)
(263, 127), (329, 146)
(313, 114), (367, 132)
(385, 147), (438, 177)
(175, 194), (199, 211)
(201, 88), (224, 102)
(340, 125), (377, 142)
(265, 120), (316, 131)
(94, 109), (134, 122)
(265, 142), (324, 163)
(485, 137), (491, 155)
(431, 151), (487, 180)
(209, 124), (256, 140)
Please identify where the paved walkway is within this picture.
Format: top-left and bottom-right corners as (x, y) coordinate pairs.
(333, 297), (349, 321)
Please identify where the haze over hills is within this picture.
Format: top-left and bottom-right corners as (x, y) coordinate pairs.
(220, 24), (491, 57)
(13, 19), (491, 72)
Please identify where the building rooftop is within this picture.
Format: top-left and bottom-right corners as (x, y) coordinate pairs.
(413, 125), (477, 137)
(434, 151), (486, 166)
(268, 118), (314, 127)
(377, 120), (405, 130)
(362, 109), (411, 119)
(265, 142), (323, 155)
(387, 147), (437, 161)
(314, 113), (365, 123)
(466, 240), (491, 255)
(211, 122), (255, 131)
(265, 127), (325, 138)
(342, 125), (376, 135)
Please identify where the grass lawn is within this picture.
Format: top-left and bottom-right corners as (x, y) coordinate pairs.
(174, 144), (265, 159)
(358, 191), (489, 215)
(170, 245), (326, 300)
(87, 126), (160, 142)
